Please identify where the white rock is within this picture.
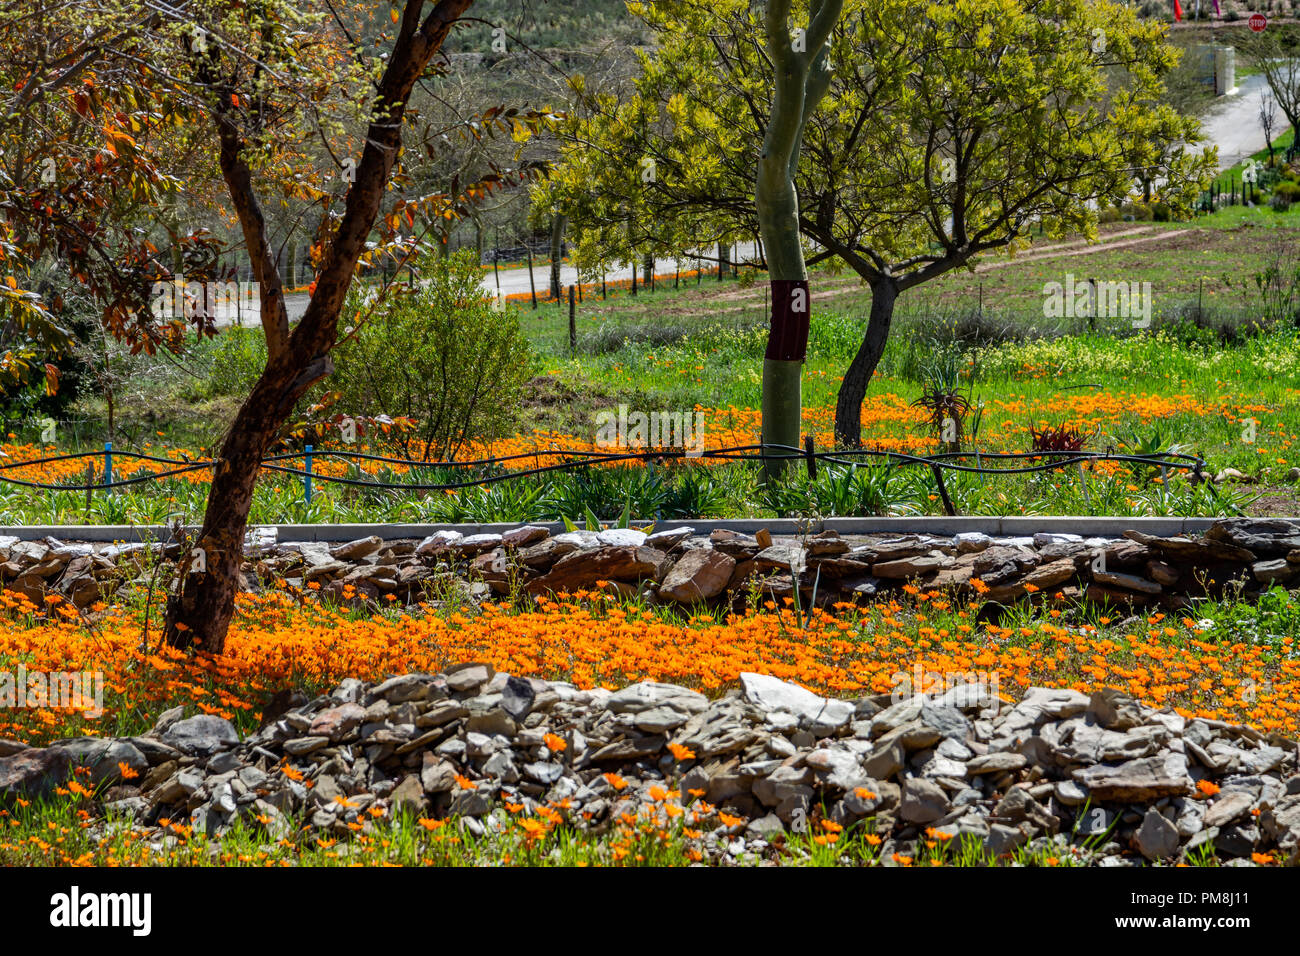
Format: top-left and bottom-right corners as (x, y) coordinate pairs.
(646, 527), (694, 548)
(953, 532), (992, 553)
(416, 530), (462, 555)
(1033, 532), (1083, 547)
(501, 525), (549, 547)
(596, 528), (647, 548)
(456, 533), (503, 553)
(739, 672), (854, 733)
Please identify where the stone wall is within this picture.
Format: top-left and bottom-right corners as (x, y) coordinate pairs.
(2, 669), (1298, 865)
(4, 517), (1297, 613)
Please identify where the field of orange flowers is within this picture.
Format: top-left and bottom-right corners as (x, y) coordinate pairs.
(0, 387), (1287, 482)
(2, 586), (1296, 746)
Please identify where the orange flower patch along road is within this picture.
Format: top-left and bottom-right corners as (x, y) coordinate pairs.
(1, 590), (1296, 745)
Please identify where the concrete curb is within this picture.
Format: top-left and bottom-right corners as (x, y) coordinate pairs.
(0, 515), (1232, 543)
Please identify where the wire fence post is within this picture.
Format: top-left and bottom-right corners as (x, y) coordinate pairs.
(1077, 461), (1090, 512)
(930, 461), (957, 516)
(803, 434), (817, 480)
(493, 235), (501, 296)
(85, 461), (94, 510)
(568, 285), (577, 353)
(104, 441), (112, 493)
(304, 444), (313, 504)
(526, 244), (537, 309)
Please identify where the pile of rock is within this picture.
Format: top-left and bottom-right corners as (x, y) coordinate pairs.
(4, 517), (1298, 612)
(2, 670), (1297, 865)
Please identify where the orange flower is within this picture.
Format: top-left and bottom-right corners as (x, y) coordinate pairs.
(667, 742), (695, 761)
(543, 732), (567, 753)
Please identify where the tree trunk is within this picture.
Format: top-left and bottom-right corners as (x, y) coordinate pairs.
(753, 0), (843, 477)
(549, 214), (566, 300)
(755, 133), (806, 478)
(164, 0), (476, 655)
(163, 360), (315, 653)
(835, 279), (897, 447)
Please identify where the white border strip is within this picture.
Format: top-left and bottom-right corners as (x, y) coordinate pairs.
(0, 516), (1234, 543)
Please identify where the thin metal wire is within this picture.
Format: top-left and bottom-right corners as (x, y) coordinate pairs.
(0, 444), (1206, 494)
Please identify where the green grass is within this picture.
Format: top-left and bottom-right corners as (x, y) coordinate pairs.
(4, 177), (1299, 522)
(0, 791), (1138, 867)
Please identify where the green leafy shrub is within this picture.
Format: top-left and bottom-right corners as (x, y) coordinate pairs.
(207, 327), (268, 397)
(657, 463), (730, 518)
(761, 462), (914, 517)
(1272, 181), (1300, 203)
(331, 250), (534, 459)
(545, 465), (666, 521)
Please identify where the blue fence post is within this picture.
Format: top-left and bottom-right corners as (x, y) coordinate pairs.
(104, 441), (112, 493)
(304, 444), (313, 504)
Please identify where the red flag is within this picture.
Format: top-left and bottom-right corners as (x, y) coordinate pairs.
(1173, 0), (1184, 20)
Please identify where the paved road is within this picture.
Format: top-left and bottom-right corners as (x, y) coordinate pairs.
(271, 242), (760, 325)
(1197, 72), (1273, 171)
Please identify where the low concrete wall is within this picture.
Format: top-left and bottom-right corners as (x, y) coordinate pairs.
(0, 515), (1225, 544)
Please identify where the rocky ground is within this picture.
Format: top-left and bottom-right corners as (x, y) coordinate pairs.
(2, 667), (1298, 866)
(4, 517), (1300, 614)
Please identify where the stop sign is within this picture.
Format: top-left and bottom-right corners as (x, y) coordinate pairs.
(1249, 13), (1267, 31)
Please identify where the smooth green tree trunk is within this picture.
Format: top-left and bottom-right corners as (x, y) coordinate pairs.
(753, 0), (842, 479)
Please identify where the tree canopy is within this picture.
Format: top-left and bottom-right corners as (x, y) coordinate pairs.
(541, 0), (1214, 444)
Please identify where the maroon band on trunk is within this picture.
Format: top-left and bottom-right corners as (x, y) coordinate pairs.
(764, 279), (812, 361)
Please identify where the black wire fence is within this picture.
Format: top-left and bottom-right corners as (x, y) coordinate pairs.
(0, 441), (1206, 517)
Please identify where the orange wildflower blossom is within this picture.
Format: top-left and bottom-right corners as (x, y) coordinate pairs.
(667, 742), (695, 762)
(1, 588), (1298, 746)
(3, 388), (1268, 496)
